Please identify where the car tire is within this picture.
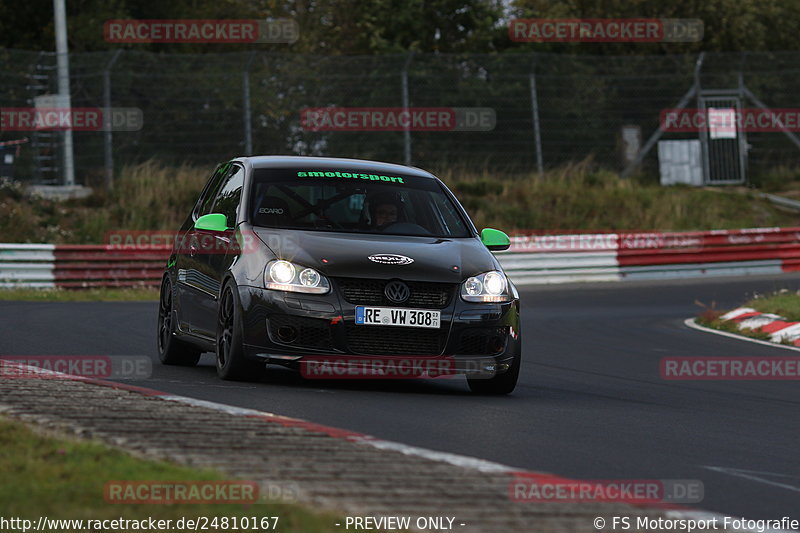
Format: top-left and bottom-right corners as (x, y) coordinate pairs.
(157, 277), (202, 366)
(466, 350), (520, 395)
(216, 281), (265, 381)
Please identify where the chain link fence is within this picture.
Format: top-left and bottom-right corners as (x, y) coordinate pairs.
(2, 48), (800, 184)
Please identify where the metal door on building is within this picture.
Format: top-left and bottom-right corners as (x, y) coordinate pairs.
(698, 93), (747, 184)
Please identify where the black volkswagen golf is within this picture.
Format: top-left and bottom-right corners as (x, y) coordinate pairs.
(157, 156), (521, 394)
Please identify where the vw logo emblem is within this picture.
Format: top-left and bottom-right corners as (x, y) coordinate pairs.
(368, 254), (414, 265)
(384, 280), (410, 304)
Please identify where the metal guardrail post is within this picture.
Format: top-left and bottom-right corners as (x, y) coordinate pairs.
(401, 53), (414, 166)
(529, 56), (544, 175)
(243, 51), (256, 156)
(103, 49), (122, 190)
(53, 0), (75, 186)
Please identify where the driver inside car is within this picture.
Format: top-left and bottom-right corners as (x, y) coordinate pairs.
(367, 192), (403, 230)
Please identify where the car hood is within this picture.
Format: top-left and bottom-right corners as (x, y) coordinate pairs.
(252, 228), (499, 283)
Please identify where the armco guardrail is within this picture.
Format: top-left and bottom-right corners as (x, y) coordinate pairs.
(496, 226), (800, 284)
(1, 227), (800, 288)
(0, 244), (170, 288)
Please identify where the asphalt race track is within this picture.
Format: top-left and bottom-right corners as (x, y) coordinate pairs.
(2, 274), (799, 521)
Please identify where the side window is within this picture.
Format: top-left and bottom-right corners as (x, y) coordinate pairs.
(250, 183), (298, 228)
(210, 165), (245, 228)
(194, 163), (231, 219)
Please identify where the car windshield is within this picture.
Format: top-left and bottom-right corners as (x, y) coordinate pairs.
(249, 168), (471, 237)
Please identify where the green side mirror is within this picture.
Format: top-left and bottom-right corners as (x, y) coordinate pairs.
(481, 228), (510, 251)
(195, 213), (228, 232)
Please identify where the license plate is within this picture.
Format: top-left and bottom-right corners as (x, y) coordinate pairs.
(355, 306), (440, 329)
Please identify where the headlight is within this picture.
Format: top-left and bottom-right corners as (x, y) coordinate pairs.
(484, 272), (505, 295)
(299, 268), (320, 287)
(464, 276), (482, 296)
(265, 260), (330, 294)
(460, 271), (510, 302)
(269, 261), (295, 284)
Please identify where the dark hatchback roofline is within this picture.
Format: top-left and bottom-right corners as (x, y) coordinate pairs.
(235, 155), (437, 179)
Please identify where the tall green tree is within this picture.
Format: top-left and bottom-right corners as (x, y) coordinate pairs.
(261, 0), (504, 53)
(507, 0), (800, 54)
(0, 0), (505, 54)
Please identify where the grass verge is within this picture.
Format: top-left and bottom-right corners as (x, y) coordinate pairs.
(0, 416), (342, 531)
(439, 159), (800, 232)
(741, 289), (800, 320)
(0, 287), (159, 301)
(696, 289), (800, 343)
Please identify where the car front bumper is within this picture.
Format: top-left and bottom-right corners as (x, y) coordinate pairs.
(236, 282), (521, 376)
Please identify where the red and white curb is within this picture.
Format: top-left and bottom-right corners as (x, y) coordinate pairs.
(687, 306), (800, 350)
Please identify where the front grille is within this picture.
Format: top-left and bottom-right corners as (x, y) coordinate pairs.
(335, 278), (455, 309)
(268, 315), (332, 350)
(458, 327), (507, 355)
(345, 325), (446, 355)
